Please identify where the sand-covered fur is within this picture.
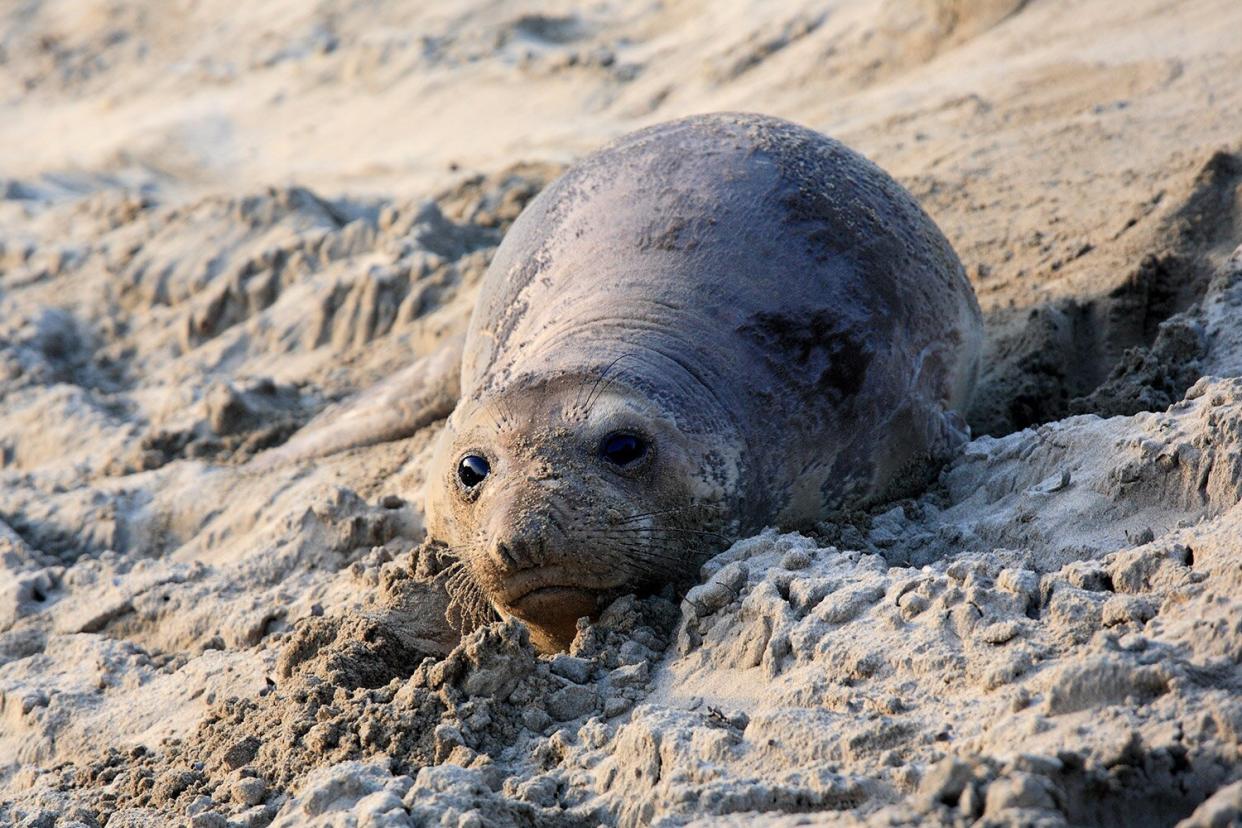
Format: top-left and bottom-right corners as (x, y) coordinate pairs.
(2, 1), (1242, 826)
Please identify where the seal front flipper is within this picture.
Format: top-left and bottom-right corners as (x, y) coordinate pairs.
(251, 335), (463, 469)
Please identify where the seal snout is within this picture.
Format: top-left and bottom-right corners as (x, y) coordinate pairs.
(486, 510), (556, 574)
(489, 536), (613, 608)
(492, 535), (540, 571)
(485, 516), (622, 631)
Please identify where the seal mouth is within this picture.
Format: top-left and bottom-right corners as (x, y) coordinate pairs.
(509, 585), (599, 618)
(505, 584), (603, 633)
(498, 566), (622, 613)
(501, 567), (594, 603)
(500, 580), (614, 653)
(487, 559), (647, 653)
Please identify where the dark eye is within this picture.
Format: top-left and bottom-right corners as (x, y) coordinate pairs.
(599, 432), (648, 466)
(458, 454), (490, 487)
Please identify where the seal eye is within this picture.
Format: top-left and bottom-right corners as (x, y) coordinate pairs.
(599, 432), (648, 466)
(458, 454), (490, 487)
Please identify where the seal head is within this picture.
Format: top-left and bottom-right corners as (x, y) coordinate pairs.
(428, 370), (740, 652)
(426, 113), (983, 651)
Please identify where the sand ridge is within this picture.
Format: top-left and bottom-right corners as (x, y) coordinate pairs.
(2, 1), (1242, 826)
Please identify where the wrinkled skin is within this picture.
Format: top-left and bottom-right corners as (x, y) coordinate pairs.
(425, 113), (983, 651)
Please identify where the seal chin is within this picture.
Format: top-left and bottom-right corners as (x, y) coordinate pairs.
(494, 569), (620, 652)
(502, 587), (602, 652)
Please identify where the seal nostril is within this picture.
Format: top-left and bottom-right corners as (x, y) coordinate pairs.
(493, 533), (548, 571)
(495, 541), (517, 568)
(512, 537), (535, 567)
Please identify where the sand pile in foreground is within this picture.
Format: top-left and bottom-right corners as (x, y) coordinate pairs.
(2, 1), (1242, 826)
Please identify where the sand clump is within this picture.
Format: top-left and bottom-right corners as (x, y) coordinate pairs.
(3, 0), (1242, 826)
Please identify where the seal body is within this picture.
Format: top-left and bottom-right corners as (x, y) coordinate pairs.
(426, 113), (982, 651)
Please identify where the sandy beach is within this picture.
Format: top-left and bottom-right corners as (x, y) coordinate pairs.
(2, 1), (1241, 825)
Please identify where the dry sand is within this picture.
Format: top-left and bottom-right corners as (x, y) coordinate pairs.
(2, 1), (1241, 826)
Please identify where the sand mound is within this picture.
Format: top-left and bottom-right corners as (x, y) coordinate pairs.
(3, 0), (1242, 826)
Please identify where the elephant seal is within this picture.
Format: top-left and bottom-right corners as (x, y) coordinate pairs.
(422, 113), (983, 651)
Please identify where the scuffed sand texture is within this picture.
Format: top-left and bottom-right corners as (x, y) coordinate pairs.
(3, 1), (1242, 826)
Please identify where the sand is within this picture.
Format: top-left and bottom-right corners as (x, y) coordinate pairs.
(1, 0), (1241, 826)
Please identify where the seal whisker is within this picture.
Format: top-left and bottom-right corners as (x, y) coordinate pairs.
(544, 510), (573, 543)
(584, 353), (640, 416)
(482, 401), (506, 433)
(570, 352), (638, 419)
(575, 355), (622, 412)
(442, 549), (499, 632)
(619, 548), (691, 581)
(578, 539), (724, 575)
(613, 508), (694, 523)
(500, 398), (521, 430)
(486, 398), (521, 433)
(574, 529), (703, 550)
(596, 525), (731, 543)
(576, 536), (703, 569)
